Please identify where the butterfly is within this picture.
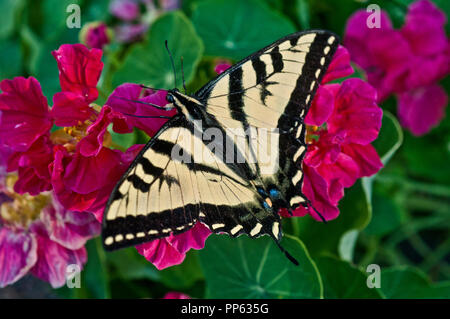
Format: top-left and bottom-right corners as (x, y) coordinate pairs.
(102, 30), (339, 264)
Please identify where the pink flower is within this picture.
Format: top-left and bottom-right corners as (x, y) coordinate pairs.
(52, 44), (103, 103)
(109, 0), (140, 21)
(81, 22), (112, 50)
(0, 228), (37, 288)
(163, 291), (191, 299)
(214, 62), (231, 74)
(0, 183), (99, 288)
(344, 0), (449, 135)
(398, 84), (448, 136)
(7, 135), (54, 195)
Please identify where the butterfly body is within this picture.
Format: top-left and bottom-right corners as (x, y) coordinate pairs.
(102, 30), (339, 262)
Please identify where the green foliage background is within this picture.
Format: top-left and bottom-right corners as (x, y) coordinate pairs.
(0, 0), (449, 299)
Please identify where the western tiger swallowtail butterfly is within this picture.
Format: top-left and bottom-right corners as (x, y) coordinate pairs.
(102, 30), (339, 264)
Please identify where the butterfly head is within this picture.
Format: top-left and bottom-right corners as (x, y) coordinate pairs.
(166, 89), (204, 121)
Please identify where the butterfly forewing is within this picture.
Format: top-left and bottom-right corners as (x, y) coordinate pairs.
(196, 30), (339, 210)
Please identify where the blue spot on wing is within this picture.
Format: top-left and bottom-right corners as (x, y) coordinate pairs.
(269, 189), (280, 198)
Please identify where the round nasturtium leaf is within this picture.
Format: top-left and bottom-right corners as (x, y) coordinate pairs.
(192, 0), (296, 60)
(315, 255), (383, 299)
(199, 234), (322, 299)
(112, 11), (204, 90)
(381, 266), (450, 299)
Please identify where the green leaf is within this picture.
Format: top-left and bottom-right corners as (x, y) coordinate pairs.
(81, 0), (110, 22)
(77, 238), (111, 298)
(192, 0), (295, 60)
(296, 0), (310, 29)
(371, 111), (404, 166)
(338, 230), (359, 262)
(199, 235), (322, 299)
(160, 251), (204, 290)
(295, 180), (371, 257)
(381, 266), (450, 299)
(360, 111), (403, 235)
(109, 127), (137, 150)
(19, 26), (42, 75)
(364, 189), (403, 236)
(308, 0), (363, 35)
(0, 39), (22, 79)
(41, 0), (82, 42)
(0, 0), (24, 39)
(402, 131), (450, 184)
(112, 11), (204, 90)
(315, 256), (383, 298)
(106, 247), (160, 282)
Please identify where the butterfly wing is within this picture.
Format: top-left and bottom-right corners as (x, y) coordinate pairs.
(102, 115), (282, 250)
(195, 30), (339, 211)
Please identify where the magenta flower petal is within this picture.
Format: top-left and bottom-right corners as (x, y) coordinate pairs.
(77, 105), (131, 157)
(107, 83), (177, 137)
(168, 222), (211, 255)
(294, 165), (344, 221)
(0, 228), (37, 288)
(0, 77), (52, 152)
(304, 131), (342, 168)
(305, 84), (338, 126)
(317, 152), (360, 188)
(121, 144), (145, 165)
(109, 0), (140, 21)
(51, 92), (94, 127)
(136, 238), (186, 270)
(85, 23), (111, 50)
(322, 46), (354, 84)
(30, 222), (87, 288)
(52, 44), (103, 103)
(401, 0), (447, 56)
(7, 135), (53, 179)
(41, 200), (100, 250)
(214, 63), (231, 74)
(163, 292), (191, 299)
(344, 10), (393, 69)
(398, 84), (448, 136)
(404, 54), (449, 91)
(114, 23), (148, 43)
(341, 143), (383, 178)
(328, 78), (382, 145)
(51, 146), (98, 212)
(136, 223), (211, 270)
(64, 147), (122, 194)
(14, 166), (52, 195)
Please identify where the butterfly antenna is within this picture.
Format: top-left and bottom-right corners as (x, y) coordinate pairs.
(138, 84), (167, 91)
(110, 96), (173, 111)
(122, 113), (172, 119)
(165, 40), (177, 89)
(306, 200), (327, 223)
(180, 56), (187, 94)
